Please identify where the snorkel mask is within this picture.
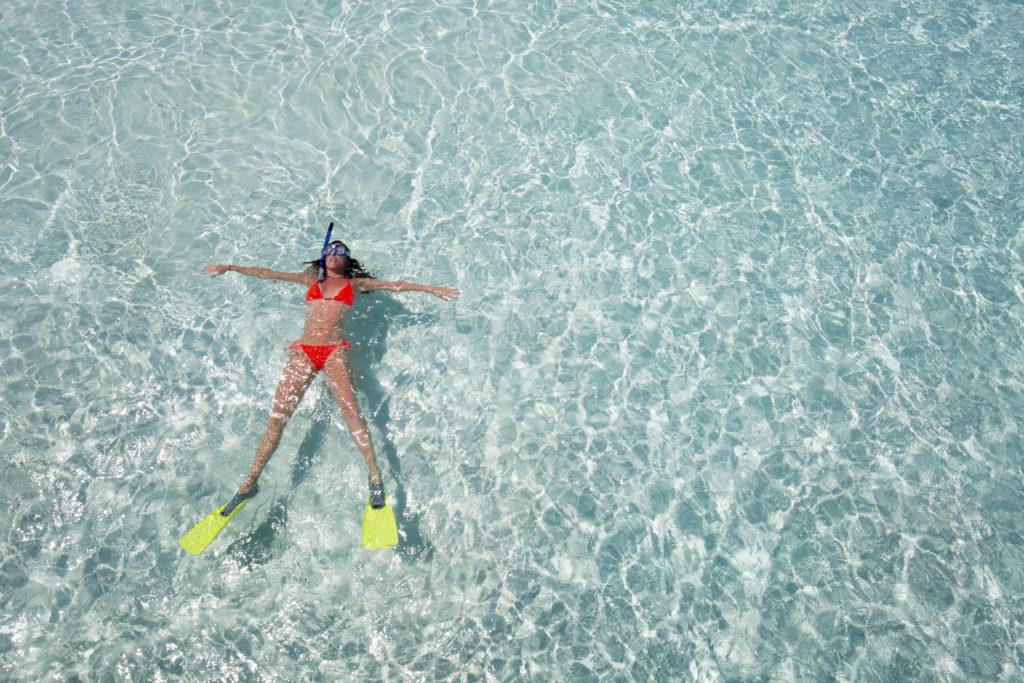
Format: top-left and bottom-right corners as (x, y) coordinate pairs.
(323, 243), (349, 258)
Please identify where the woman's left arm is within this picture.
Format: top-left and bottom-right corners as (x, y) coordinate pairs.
(354, 279), (459, 301)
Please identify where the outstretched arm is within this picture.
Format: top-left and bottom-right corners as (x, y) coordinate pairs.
(203, 264), (312, 285)
(354, 278), (459, 301)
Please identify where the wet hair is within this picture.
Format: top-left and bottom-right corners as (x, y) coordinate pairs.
(304, 240), (374, 279)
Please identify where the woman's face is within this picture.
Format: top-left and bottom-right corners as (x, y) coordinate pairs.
(323, 243), (350, 270)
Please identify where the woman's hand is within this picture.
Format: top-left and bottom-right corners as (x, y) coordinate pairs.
(203, 264), (230, 277)
(431, 285), (459, 301)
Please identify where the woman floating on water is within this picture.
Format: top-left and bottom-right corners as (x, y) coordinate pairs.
(180, 225), (458, 553)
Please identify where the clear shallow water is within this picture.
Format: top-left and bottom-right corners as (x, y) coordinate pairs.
(2, 0), (1024, 678)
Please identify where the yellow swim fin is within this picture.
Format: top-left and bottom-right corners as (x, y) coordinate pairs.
(362, 495), (398, 549)
(179, 489), (256, 555)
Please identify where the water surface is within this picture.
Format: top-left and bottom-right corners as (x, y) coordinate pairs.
(2, 0), (1023, 679)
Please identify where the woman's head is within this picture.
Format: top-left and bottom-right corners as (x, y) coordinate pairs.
(305, 240), (374, 279)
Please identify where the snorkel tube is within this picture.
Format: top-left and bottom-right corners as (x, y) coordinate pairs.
(318, 222), (334, 283)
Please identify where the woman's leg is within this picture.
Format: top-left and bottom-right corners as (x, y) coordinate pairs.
(237, 351), (317, 494)
(321, 350), (381, 484)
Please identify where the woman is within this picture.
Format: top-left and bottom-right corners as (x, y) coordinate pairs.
(203, 239), (458, 514)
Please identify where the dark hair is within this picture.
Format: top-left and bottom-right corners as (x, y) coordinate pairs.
(304, 240), (374, 279)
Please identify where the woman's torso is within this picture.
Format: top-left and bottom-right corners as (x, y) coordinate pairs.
(299, 277), (357, 344)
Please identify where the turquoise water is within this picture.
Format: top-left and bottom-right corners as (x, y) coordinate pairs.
(2, 0), (1024, 678)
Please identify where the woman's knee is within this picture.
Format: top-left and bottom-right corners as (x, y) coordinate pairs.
(342, 408), (365, 432)
(349, 426), (372, 451)
(342, 410), (370, 440)
(266, 409), (292, 435)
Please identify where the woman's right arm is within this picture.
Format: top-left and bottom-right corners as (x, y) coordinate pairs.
(203, 264), (311, 284)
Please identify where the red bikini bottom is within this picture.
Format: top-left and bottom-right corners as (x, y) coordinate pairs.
(287, 340), (352, 371)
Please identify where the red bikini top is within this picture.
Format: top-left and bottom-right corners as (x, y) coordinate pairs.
(305, 279), (354, 305)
